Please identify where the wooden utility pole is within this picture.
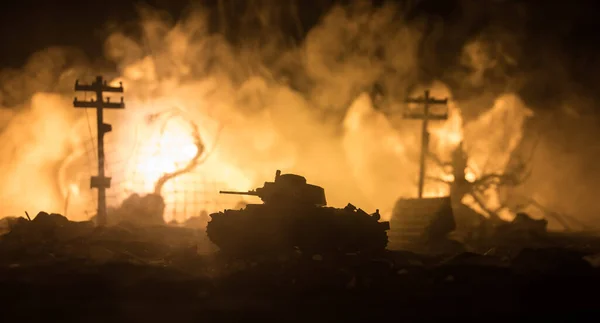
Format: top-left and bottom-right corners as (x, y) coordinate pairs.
(404, 90), (448, 198)
(73, 76), (125, 226)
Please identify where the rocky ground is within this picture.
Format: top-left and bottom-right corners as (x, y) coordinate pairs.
(1, 213), (600, 322)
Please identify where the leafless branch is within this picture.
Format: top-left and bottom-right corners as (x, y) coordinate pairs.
(469, 191), (502, 222)
(471, 173), (505, 190)
(471, 157), (531, 190)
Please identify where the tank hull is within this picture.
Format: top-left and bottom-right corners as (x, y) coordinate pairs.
(207, 204), (389, 256)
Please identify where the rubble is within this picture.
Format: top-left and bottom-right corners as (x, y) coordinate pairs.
(104, 193), (166, 226)
(0, 211), (209, 267)
(184, 210), (211, 229)
(1, 211), (600, 321)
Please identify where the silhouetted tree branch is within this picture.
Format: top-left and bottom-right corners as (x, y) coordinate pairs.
(427, 141), (536, 223)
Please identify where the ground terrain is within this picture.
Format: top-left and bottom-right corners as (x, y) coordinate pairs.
(1, 213), (600, 322)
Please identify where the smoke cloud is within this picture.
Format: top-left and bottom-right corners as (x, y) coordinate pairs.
(0, 1), (598, 228)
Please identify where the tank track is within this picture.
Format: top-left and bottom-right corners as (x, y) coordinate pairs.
(206, 206), (389, 257)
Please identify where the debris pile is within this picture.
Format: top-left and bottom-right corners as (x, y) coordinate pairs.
(388, 198), (570, 257)
(0, 211), (213, 267)
(493, 212), (548, 241)
(183, 210), (211, 229)
(105, 193), (166, 226)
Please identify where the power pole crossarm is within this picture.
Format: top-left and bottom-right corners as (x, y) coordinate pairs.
(403, 90), (449, 198)
(405, 96), (448, 105)
(404, 112), (448, 120)
(73, 75), (125, 226)
(75, 79), (124, 93)
(73, 98), (124, 109)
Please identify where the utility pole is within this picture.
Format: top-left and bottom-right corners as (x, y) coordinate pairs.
(74, 76), (125, 226)
(404, 90), (448, 198)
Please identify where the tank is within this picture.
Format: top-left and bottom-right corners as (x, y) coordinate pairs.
(206, 170), (390, 256)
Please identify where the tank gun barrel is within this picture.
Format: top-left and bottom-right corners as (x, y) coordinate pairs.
(219, 190), (259, 196)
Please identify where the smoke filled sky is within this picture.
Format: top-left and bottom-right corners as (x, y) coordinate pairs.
(1, 0), (600, 110)
(1, 0), (600, 227)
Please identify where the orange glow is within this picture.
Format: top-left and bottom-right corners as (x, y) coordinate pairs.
(69, 184), (80, 197)
(342, 83), (532, 221)
(54, 81), (530, 224)
(123, 117), (200, 194)
(108, 107), (258, 223)
(0, 8), (533, 225)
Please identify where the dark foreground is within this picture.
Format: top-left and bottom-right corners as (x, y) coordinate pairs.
(1, 214), (600, 322)
(2, 252), (600, 322)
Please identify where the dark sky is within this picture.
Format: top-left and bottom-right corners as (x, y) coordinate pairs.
(0, 0), (326, 67)
(1, 0), (599, 65)
(0, 0), (192, 67)
(1, 0), (600, 111)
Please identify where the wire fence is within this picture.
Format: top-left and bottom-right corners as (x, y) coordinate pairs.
(71, 135), (242, 223)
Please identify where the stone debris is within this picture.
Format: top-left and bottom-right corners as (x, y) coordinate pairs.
(0, 211), (210, 267)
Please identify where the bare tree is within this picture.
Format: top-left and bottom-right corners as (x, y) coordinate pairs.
(426, 140), (589, 231)
(426, 141), (533, 223)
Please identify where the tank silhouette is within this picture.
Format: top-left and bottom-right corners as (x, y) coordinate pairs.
(207, 170), (390, 256)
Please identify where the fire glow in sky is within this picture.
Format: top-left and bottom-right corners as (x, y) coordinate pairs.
(0, 2), (577, 227)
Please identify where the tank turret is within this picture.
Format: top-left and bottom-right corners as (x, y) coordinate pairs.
(219, 170), (327, 206)
(207, 170), (390, 257)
